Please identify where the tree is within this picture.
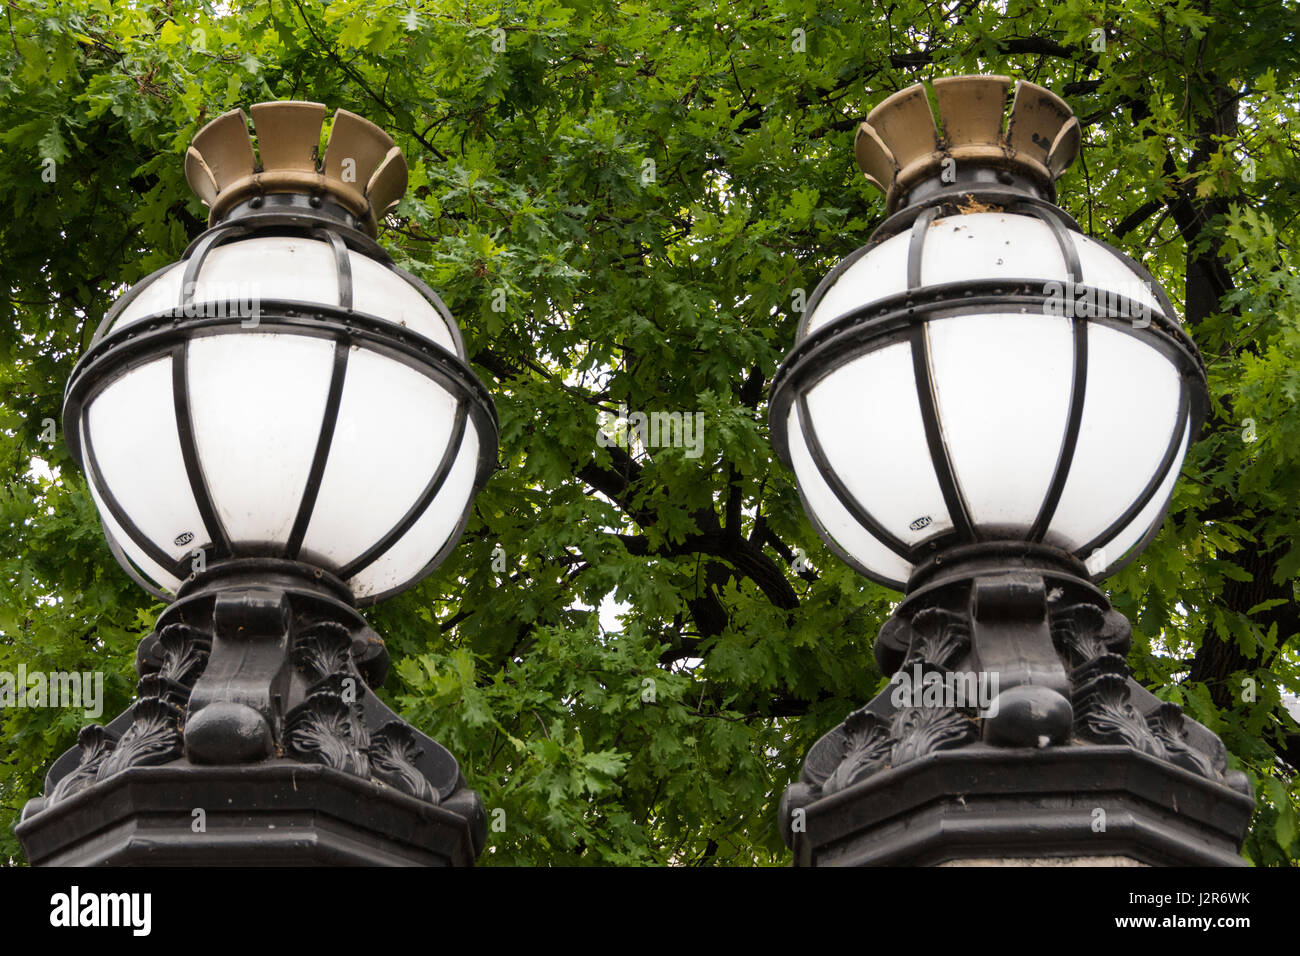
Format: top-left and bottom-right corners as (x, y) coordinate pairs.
(1, 0), (1297, 865)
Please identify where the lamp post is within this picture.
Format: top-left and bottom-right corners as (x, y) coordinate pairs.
(17, 102), (496, 866)
(772, 76), (1254, 866)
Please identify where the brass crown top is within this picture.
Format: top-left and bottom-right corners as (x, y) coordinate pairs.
(854, 75), (1081, 214)
(184, 101), (408, 237)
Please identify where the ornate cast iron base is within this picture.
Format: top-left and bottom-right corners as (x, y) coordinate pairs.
(780, 543), (1255, 867)
(17, 559), (485, 866)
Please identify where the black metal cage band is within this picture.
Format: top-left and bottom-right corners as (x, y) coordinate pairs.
(87, 222), (251, 348)
(377, 492), (483, 607)
(867, 191), (1084, 248)
(769, 280), (1207, 458)
(388, 262), (470, 362)
(82, 421), (192, 583)
(316, 228), (355, 311)
(205, 191), (382, 248)
(172, 341), (234, 559)
(65, 302), (498, 466)
(87, 217), (463, 360)
(101, 521), (173, 601)
(1019, 202), (1087, 542)
(1089, 463), (1185, 583)
(191, 194), (392, 262)
(793, 396), (913, 561)
(179, 223), (249, 315)
(1026, 314), (1088, 543)
(188, 215), (465, 362)
(1105, 240), (1209, 384)
(87, 262), (180, 348)
(769, 285), (1207, 578)
(791, 279), (1199, 396)
(64, 306), (499, 598)
(285, 340), (350, 561)
(336, 400), (470, 582)
(796, 484), (910, 593)
(795, 198), (1091, 342)
(1016, 202), (1082, 284)
(65, 317), (498, 522)
(907, 208), (976, 542)
(795, 242), (875, 341)
(1015, 204), (1207, 383)
(1078, 390), (1191, 560)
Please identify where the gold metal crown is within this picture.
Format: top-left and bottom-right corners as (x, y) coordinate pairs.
(854, 76), (1081, 214)
(184, 101), (408, 237)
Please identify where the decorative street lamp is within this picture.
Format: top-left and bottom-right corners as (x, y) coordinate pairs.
(17, 102), (497, 866)
(772, 76), (1254, 866)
